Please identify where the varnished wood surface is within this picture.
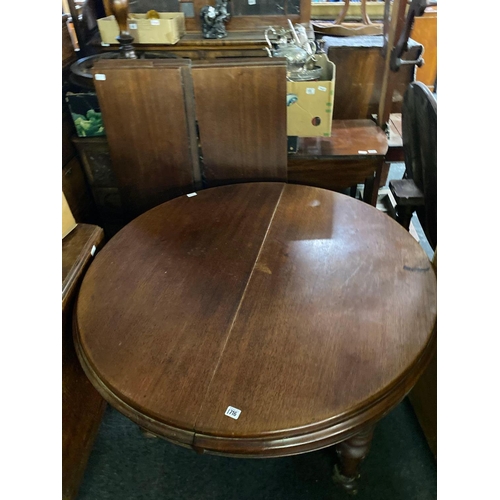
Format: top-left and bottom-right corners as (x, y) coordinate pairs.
(63, 223), (105, 311)
(389, 179), (425, 206)
(92, 59), (201, 221)
(63, 109), (77, 168)
(389, 113), (403, 144)
(288, 157), (382, 194)
(408, 348), (436, 458)
(183, 0), (310, 32)
(63, 326), (106, 500)
(75, 183), (436, 456)
(63, 223), (106, 500)
(62, 157), (99, 225)
(385, 113), (405, 162)
(97, 25), (314, 59)
(324, 37), (422, 120)
(294, 119), (388, 158)
(192, 59), (288, 185)
(412, 7), (437, 91)
(99, 23), (314, 47)
(288, 119), (388, 206)
(137, 30), (299, 47)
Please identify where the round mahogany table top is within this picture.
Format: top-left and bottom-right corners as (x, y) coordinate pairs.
(74, 183), (436, 457)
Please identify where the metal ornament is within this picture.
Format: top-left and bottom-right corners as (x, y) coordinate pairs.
(200, 0), (231, 39)
(264, 23), (321, 81)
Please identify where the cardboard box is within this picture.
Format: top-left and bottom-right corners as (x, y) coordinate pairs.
(286, 54), (335, 137)
(65, 93), (105, 138)
(98, 13), (185, 45)
(62, 193), (77, 239)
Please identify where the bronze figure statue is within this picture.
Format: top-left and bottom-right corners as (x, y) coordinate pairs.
(200, 0), (230, 39)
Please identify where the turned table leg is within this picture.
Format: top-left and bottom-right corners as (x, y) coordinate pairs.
(332, 425), (375, 495)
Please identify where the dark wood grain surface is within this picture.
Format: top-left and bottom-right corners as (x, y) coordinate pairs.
(62, 223), (105, 311)
(385, 113), (405, 162)
(288, 157), (382, 193)
(74, 183), (436, 456)
(288, 119), (388, 206)
(324, 39), (422, 120)
(63, 224), (106, 500)
(294, 120), (388, 158)
(92, 59), (201, 221)
(62, 157), (99, 226)
(192, 59), (288, 186)
(75, 183), (284, 445)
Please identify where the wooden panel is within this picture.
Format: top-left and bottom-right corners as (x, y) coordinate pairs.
(92, 59), (201, 220)
(408, 252), (437, 459)
(325, 38), (422, 119)
(288, 157), (381, 191)
(192, 59), (288, 185)
(62, 157), (99, 225)
(89, 187), (126, 238)
(62, 334), (106, 500)
(63, 224), (106, 500)
(71, 137), (125, 237)
(185, 0), (310, 31)
(295, 119), (388, 157)
(312, 1), (387, 21)
(72, 137), (116, 188)
(62, 109), (77, 168)
(386, 113), (405, 162)
(63, 224), (105, 309)
(408, 349), (437, 458)
(412, 8), (437, 90)
(75, 183), (284, 438)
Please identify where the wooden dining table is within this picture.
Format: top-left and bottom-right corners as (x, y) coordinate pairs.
(74, 182), (436, 494)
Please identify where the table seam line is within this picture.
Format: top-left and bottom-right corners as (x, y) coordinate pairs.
(191, 182), (286, 436)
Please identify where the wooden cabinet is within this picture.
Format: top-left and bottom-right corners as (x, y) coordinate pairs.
(62, 111), (100, 225)
(412, 6), (437, 91)
(324, 36), (423, 120)
(72, 137), (126, 237)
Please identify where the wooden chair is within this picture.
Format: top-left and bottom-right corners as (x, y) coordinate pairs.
(389, 81), (437, 250)
(191, 58), (288, 187)
(389, 81), (437, 458)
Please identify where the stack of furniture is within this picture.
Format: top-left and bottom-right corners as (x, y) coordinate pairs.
(72, 55), (391, 235)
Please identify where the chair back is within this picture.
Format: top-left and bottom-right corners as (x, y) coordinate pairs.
(402, 81), (437, 250)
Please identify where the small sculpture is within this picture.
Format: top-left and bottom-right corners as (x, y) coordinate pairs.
(200, 0), (230, 39)
(109, 0), (137, 58)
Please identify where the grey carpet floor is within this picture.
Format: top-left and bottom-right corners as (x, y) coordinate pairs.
(77, 397), (436, 500)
